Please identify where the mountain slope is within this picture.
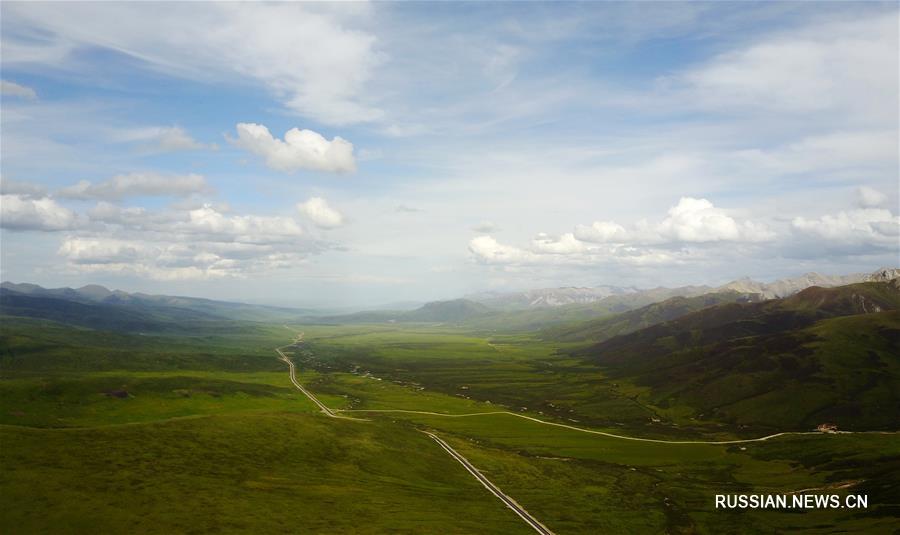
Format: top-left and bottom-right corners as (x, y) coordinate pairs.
(544, 291), (761, 342)
(0, 290), (241, 333)
(577, 281), (900, 431)
(404, 299), (491, 322)
(0, 282), (311, 323)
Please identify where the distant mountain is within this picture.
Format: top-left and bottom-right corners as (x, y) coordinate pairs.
(715, 271), (872, 299)
(576, 280), (900, 431)
(468, 286), (639, 310)
(406, 299), (492, 322)
(313, 298), (492, 325)
(0, 282), (314, 328)
(544, 291), (762, 342)
(466, 269), (897, 311)
(0, 290), (221, 333)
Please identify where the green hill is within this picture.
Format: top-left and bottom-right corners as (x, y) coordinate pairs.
(543, 291), (760, 342)
(577, 281), (900, 431)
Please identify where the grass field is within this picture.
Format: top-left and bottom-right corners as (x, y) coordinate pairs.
(2, 318), (898, 533)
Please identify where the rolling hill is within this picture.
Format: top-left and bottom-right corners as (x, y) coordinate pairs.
(576, 280), (900, 431)
(543, 291), (762, 342)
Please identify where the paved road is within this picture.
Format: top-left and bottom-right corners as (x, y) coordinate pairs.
(423, 431), (555, 535)
(338, 409), (875, 445)
(274, 334), (555, 534)
(275, 346), (341, 417)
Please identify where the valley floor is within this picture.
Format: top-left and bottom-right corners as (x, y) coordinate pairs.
(1, 320), (898, 533)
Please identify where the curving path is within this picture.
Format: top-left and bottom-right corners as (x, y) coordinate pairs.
(274, 331), (895, 535)
(335, 409), (831, 445)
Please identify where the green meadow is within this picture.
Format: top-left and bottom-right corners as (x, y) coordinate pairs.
(2, 318), (898, 533)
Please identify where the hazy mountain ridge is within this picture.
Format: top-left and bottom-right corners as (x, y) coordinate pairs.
(0, 282), (314, 325)
(467, 286), (641, 310)
(464, 269), (896, 311)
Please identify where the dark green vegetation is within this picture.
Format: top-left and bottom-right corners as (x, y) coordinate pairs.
(579, 282), (900, 431)
(2, 414), (531, 534)
(544, 291), (759, 342)
(2, 279), (899, 533)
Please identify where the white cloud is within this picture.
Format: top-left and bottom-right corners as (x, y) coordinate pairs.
(730, 130), (899, 180)
(120, 126), (216, 152)
(230, 123), (356, 173)
(297, 197), (344, 229)
(674, 13), (897, 123)
(2, 3), (383, 125)
(54, 201), (332, 280)
(0, 177), (47, 199)
(468, 235), (536, 264)
(180, 204), (306, 243)
(792, 208), (899, 249)
(574, 220), (628, 243)
(1, 80), (37, 100)
(656, 197), (774, 243)
(0, 194), (78, 231)
(468, 197), (775, 268)
(58, 172), (208, 200)
(857, 186), (888, 208)
(531, 232), (587, 254)
(87, 202), (149, 225)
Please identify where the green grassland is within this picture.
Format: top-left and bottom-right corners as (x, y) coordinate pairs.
(2, 312), (899, 533)
(2, 413), (532, 534)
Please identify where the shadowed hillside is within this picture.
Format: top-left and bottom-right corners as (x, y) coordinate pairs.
(577, 281), (900, 431)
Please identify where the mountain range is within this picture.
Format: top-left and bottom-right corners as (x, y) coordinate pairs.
(0, 281), (314, 332)
(466, 269), (900, 309)
(574, 278), (900, 431)
(3, 268), (897, 331)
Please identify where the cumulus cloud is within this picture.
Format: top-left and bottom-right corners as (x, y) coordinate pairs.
(574, 220), (628, 243)
(656, 197), (774, 243)
(857, 186), (888, 208)
(1, 80), (37, 100)
(230, 123), (356, 173)
(297, 197), (344, 229)
(58, 172), (208, 200)
(468, 197), (775, 268)
(53, 201), (333, 280)
(792, 208), (899, 250)
(1, 194), (78, 231)
(180, 204), (306, 243)
(0, 177), (47, 199)
(531, 232), (587, 254)
(468, 235), (536, 264)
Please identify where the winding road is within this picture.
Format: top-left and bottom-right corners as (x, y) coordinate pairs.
(335, 409), (835, 445)
(275, 330), (893, 534)
(276, 334), (552, 533)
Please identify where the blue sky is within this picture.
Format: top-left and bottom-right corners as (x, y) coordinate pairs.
(1, 2), (898, 308)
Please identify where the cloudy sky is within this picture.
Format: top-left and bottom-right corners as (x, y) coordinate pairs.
(1, 2), (898, 308)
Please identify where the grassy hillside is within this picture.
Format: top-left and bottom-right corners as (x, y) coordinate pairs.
(578, 282), (900, 430)
(543, 291), (758, 342)
(1, 413), (531, 534)
(3, 282), (899, 533)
